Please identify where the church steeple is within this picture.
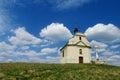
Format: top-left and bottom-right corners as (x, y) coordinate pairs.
(74, 28), (79, 34)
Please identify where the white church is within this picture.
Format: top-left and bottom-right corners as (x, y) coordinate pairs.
(60, 28), (91, 63)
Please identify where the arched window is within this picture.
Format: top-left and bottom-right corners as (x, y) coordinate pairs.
(62, 51), (64, 57)
(79, 37), (81, 40)
(79, 49), (82, 54)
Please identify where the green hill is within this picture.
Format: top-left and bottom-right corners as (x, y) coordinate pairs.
(0, 63), (120, 80)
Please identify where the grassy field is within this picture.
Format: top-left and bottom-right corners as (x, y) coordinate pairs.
(0, 63), (120, 80)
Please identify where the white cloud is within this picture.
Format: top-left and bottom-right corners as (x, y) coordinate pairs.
(6, 59), (14, 62)
(0, 42), (16, 62)
(102, 51), (115, 56)
(86, 23), (120, 66)
(0, 25), (60, 63)
(108, 55), (120, 61)
(110, 45), (120, 49)
(16, 50), (39, 57)
(41, 47), (58, 55)
(107, 55), (120, 66)
(0, 0), (92, 11)
(8, 27), (42, 45)
(33, 0), (92, 10)
(34, 0), (91, 10)
(25, 56), (60, 63)
(90, 40), (119, 57)
(40, 39), (54, 47)
(90, 40), (120, 66)
(90, 40), (108, 49)
(0, 9), (11, 35)
(0, 48), (38, 62)
(21, 46), (29, 50)
(90, 40), (108, 57)
(0, 46), (59, 62)
(0, 41), (15, 51)
(46, 56), (60, 63)
(52, 0), (91, 10)
(40, 23), (72, 41)
(0, 0), (15, 35)
(85, 23), (120, 43)
(0, 14), (6, 33)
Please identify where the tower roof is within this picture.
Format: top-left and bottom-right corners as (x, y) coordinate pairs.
(73, 28), (85, 37)
(74, 28), (79, 34)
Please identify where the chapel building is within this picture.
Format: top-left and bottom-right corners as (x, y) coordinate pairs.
(60, 28), (91, 63)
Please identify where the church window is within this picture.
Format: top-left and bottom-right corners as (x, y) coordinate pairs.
(79, 49), (82, 54)
(62, 51), (64, 57)
(79, 37), (81, 40)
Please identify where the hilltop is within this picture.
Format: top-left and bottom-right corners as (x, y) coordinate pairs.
(0, 63), (120, 80)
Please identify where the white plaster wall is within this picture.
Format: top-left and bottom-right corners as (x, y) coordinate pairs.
(60, 46), (91, 63)
(82, 47), (91, 63)
(68, 33), (90, 46)
(60, 47), (67, 63)
(66, 46), (79, 63)
(81, 37), (90, 46)
(60, 32), (91, 64)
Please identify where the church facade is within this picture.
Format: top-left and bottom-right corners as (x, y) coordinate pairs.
(60, 28), (91, 63)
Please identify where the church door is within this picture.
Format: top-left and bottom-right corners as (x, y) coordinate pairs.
(79, 57), (83, 63)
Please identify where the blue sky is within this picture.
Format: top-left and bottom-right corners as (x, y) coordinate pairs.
(0, 0), (120, 66)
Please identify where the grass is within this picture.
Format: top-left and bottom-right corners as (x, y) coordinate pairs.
(0, 63), (120, 80)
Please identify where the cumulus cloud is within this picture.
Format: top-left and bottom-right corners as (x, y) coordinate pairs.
(34, 0), (92, 10)
(0, 41), (15, 51)
(25, 56), (60, 63)
(0, 42), (17, 62)
(102, 50), (120, 56)
(50, 0), (91, 10)
(90, 40), (120, 66)
(0, 14), (6, 33)
(110, 45), (120, 49)
(107, 55), (120, 66)
(16, 50), (39, 57)
(85, 23), (120, 66)
(102, 51), (115, 56)
(46, 56), (60, 63)
(0, 26), (60, 63)
(21, 46), (29, 50)
(85, 23), (120, 43)
(0, 0), (92, 10)
(0, 0), (18, 36)
(8, 27), (42, 45)
(41, 47), (58, 55)
(0, 7), (12, 35)
(40, 23), (72, 41)
(0, 46), (59, 63)
(90, 40), (108, 48)
(90, 40), (108, 55)
(108, 55), (120, 61)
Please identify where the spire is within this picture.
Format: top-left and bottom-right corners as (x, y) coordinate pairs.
(74, 28), (78, 34)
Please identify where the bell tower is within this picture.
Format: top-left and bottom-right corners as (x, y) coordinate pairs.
(74, 28), (79, 34)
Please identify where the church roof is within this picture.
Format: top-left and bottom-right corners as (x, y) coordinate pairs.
(60, 40), (91, 51)
(60, 29), (90, 51)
